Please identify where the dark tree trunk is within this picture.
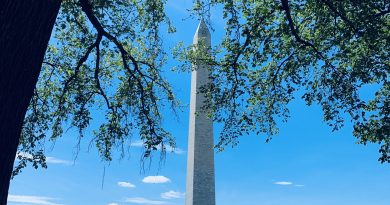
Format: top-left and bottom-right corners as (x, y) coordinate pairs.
(0, 0), (61, 203)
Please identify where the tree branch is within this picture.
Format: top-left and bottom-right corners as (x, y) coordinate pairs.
(57, 34), (102, 114)
(93, 33), (114, 112)
(320, 0), (362, 36)
(280, 0), (336, 70)
(79, 0), (163, 150)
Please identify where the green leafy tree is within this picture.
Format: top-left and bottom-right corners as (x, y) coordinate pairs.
(176, 0), (389, 161)
(1, 0), (175, 202)
(15, 0), (177, 173)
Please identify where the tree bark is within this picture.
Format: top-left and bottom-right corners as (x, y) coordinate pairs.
(0, 0), (61, 203)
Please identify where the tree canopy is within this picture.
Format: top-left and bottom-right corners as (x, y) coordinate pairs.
(15, 0), (390, 176)
(14, 0), (177, 175)
(186, 0), (389, 161)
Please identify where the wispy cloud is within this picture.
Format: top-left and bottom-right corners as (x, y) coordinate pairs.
(131, 140), (185, 154)
(161, 191), (185, 199)
(16, 152), (33, 159)
(274, 181), (293, 185)
(273, 181), (305, 187)
(8, 194), (62, 205)
(131, 141), (144, 147)
(168, 146), (185, 154)
(142, 176), (171, 184)
(124, 197), (169, 204)
(15, 152), (73, 166)
(118, 181), (136, 188)
(108, 203), (119, 205)
(45, 157), (73, 165)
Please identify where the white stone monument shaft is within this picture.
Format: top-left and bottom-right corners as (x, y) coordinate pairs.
(186, 20), (215, 205)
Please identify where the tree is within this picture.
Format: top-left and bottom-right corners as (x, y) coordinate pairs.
(1, 0), (175, 202)
(0, 0), (62, 202)
(176, 0), (389, 161)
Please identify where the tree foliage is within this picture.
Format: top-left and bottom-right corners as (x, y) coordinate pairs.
(14, 0), (177, 176)
(176, 0), (389, 161)
(14, 0), (390, 176)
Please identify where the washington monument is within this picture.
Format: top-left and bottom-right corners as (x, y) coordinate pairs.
(185, 19), (215, 205)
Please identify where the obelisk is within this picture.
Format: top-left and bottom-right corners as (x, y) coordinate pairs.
(186, 19), (215, 205)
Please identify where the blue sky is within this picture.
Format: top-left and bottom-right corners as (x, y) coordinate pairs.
(9, 1), (390, 205)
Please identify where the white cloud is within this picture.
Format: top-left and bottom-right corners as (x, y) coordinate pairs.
(131, 141), (144, 147)
(274, 181), (293, 185)
(45, 157), (73, 165)
(8, 194), (61, 205)
(295, 184), (305, 187)
(108, 203), (119, 205)
(118, 181), (136, 188)
(142, 176), (171, 184)
(124, 197), (169, 205)
(166, 146), (185, 155)
(16, 152), (33, 159)
(161, 191), (185, 199)
(131, 140), (185, 154)
(15, 153), (73, 166)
